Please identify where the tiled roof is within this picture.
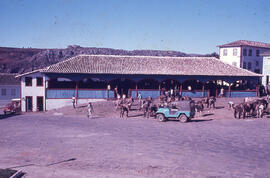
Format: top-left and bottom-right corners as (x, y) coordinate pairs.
(0, 73), (20, 85)
(30, 55), (262, 77)
(218, 40), (270, 49)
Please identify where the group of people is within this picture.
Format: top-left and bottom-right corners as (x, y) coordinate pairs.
(72, 95), (94, 118)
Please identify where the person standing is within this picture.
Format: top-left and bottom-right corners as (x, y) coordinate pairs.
(220, 87), (224, 98)
(114, 86), (118, 99)
(72, 95), (76, 108)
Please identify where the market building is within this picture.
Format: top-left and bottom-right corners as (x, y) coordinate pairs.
(16, 55), (261, 112)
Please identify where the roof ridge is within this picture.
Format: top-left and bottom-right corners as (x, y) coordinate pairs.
(71, 54), (218, 60)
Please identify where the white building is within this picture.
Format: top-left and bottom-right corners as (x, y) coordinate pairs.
(218, 40), (270, 75)
(0, 73), (21, 106)
(262, 51), (270, 86)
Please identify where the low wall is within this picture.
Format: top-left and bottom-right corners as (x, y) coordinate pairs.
(130, 89), (160, 99)
(181, 90), (204, 98)
(46, 89), (76, 99)
(45, 98), (106, 110)
(230, 90), (257, 97)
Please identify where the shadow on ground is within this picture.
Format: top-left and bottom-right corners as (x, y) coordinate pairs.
(0, 113), (20, 120)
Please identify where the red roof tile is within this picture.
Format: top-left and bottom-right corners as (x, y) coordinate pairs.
(218, 40), (270, 49)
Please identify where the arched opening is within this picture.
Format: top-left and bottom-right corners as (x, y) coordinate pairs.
(109, 78), (136, 97)
(78, 77), (107, 89)
(182, 79), (203, 90)
(48, 78), (76, 89)
(230, 80), (256, 90)
(137, 79), (159, 89)
(160, 79), (180, 96)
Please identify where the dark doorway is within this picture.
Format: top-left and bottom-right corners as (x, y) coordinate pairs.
(25, 96), (32, 112)
(110, 78), (136, 97)
(205, 81), (217, 97)
(37, 96), (44, 111)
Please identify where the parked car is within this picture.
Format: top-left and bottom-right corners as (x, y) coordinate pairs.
(156, 100), (195, 123)
(3, 98), (21, 115)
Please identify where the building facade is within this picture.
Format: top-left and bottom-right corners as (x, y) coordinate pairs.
(17, 55), (261, 112)
(262, 51), (270, 86)
(218, 40), (270, 75)
(0, 73), (20, 106)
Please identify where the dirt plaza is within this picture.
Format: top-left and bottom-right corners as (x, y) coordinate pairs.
(1, 98), (270, 178)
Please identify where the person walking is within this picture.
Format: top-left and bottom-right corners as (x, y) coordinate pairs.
(87, 102), (94, 118)
(72, 95), (76, 108)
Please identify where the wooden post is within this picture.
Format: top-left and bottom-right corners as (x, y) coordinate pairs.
(136, 84), (138, 98)
(216, 89), (218, 97)
(229, 85), (231, 97)
(202, 84), (205, 97)
(158, 84), (160, 96)
(107, 87), (109, 100)
(76, 82), (78, 105)
(180, 84), (182, 96)
(256, 85), (259, 97)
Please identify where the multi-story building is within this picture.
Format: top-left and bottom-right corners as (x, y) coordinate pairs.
(218, 40), (270, 75)
(0, 73), (20, 106)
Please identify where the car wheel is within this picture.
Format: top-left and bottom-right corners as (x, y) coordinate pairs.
(178, 114), (188, 123)
(156, 114), (166, 122)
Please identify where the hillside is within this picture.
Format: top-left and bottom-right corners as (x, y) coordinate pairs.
(0, 45), (219, 74)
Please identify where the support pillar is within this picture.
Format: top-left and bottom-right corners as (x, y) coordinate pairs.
(76, 82), (78, 105)
(229, 85), (231, 97)
(180, 84), (182, 96)
(159, 84), (161, 97)
(136, 84), (138, 98)
(202, 84), (205, 97)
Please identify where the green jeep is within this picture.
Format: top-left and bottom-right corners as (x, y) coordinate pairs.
(156, 100), (195, 123)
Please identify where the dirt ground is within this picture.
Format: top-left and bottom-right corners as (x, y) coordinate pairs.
(1, 97), (270, 178)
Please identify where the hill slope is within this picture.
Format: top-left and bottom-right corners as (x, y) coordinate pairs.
(0, 45), (218, 74)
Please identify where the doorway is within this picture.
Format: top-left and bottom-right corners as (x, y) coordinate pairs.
(37, 96), (44, 111)
(25, 96), (33, 112)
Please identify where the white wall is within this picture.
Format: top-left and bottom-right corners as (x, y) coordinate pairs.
(262, 56), (270, 86)
(21, 72), (46, 112)
(219, 47), (241, 67)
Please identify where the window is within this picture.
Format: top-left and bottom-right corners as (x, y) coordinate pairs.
(243, 49), (247, 56)
(248, 49), (252, 56)
(256, 50), (260, 57)
(256, 61), (259, 66)
(11, 89), (16, 96)
(37, 77), (43, 86)
(25, 77), (32, 86)
(232, 62), (237, 67)
(248, 62), (252, 69)
(1, 88), (6, 96)
(243, 62), (246, 69)
(233, 48), (237, 56)
(254, 69), (260, 73)
(223, 49), (227, 56)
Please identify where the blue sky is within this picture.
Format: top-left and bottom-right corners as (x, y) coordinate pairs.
(0, 0), (269, 54)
